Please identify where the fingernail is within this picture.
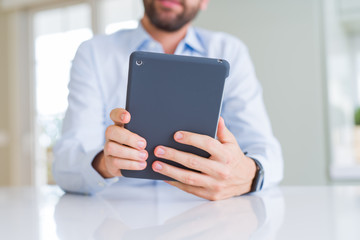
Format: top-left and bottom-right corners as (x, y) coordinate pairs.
(121, 113), (125, 121)
(139, 151), (147, 159)
(156, 147), (165, 155)
(154, 162), (163, 171)
(175, 132), (183, 140)
(139, 162), (146, 168)
(138, 141), (145, 149)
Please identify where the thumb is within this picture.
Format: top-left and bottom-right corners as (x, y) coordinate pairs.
(217, 117), (236, 144)
(110, 108), (131, 127)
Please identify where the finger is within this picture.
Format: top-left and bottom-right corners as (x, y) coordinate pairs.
(104, 141), (148, 161)
(217, 117), (237, 144)
(110, 108), (131, 126)
(105, 125), (146, 150)
(173, 131), (224, 159)
(106, 156), (147, 176)
(152, 161), (213, 187)
(165, 181), (212, 200)
(154, 146), (228, 179)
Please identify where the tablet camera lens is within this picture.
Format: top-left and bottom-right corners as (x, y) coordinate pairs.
(136, 60), (143, 66)
(217, 59), (223, 63)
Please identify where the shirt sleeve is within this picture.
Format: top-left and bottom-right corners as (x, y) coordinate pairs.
(52, 40), (118, 195)
(220, 39), (284, 190)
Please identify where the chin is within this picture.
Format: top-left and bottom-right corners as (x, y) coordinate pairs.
(156, 11), (179, 22)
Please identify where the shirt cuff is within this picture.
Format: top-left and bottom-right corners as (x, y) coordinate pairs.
(243, 152), (270, 191)
(80, 147), (119, 194)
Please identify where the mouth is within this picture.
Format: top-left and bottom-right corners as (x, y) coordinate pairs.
(157, 0), (182, 9)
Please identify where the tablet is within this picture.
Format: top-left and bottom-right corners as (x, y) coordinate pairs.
(122, 51), (230, 180)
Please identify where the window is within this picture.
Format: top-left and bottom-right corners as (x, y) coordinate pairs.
(32, 0), (143, 185)
(33, 3), (93, 185)
(327, 0), (360, 180)
(352, 35), (360, 165)
(97, 0), (143, 34)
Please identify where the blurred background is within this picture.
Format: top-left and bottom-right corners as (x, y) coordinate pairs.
(0, 0), (360, 187)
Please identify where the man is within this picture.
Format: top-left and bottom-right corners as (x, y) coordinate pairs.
(53, 0), (283, 200)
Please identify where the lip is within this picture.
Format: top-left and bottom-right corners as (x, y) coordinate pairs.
(158, 0), (182, 8)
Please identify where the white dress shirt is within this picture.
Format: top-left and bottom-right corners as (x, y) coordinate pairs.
(53, 23), (283, 194)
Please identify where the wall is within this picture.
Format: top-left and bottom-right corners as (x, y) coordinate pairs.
(0, 11), (11, 185)
(0, 9), (35, 186)
(1, 0), (57, 10)
(340, 0), (360, 33)
(0, 0), (340, 186)
(340, 0), (360, 9)
(194, 0), (328, 185)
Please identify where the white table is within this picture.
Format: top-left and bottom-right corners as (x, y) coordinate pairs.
(1, 182), (360, 240)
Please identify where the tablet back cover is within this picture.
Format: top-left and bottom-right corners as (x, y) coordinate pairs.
(122, 51), (229, 180)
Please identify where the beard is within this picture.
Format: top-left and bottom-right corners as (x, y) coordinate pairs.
(143, 0), (202, 32)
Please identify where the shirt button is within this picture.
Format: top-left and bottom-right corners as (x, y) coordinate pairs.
(98, 182), (105, 187)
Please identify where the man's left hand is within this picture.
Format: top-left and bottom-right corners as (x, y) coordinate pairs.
(152, 117), (257, 201)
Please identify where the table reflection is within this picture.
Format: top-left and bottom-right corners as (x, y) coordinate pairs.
(54, 182), (284, 240)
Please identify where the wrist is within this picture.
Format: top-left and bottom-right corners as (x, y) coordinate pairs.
(245, 156), (257, 182)
(248, 157), (264, 192)
(92, 151), (114, 178)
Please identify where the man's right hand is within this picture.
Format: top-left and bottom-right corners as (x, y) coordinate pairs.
(92, 108), (148, 178)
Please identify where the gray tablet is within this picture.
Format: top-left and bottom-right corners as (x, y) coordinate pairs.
(122, 51), (230, 180)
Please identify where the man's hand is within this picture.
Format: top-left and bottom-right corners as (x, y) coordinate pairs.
(92, 108), (148, 178)
(152, 117), (257, 201)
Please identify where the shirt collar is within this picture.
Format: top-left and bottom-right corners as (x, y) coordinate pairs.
(130, 22), (206, 54)
(129, 23), (152, 51)
(182, 26), (206, 54)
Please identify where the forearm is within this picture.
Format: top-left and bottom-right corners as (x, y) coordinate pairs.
(53, 140), (117, 194)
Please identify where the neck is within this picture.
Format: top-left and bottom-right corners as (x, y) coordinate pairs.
(141, 16), (190, 54)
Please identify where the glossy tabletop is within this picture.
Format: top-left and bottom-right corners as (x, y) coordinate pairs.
(1, 182), (360, 240)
